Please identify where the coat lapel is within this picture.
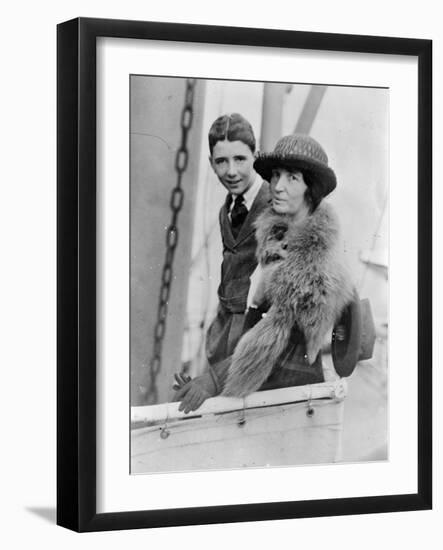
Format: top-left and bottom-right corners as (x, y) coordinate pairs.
(235, 180), (271, 246)
(220, 200), (236, 250)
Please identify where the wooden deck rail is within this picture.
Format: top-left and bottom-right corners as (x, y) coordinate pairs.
(131, 378), (347, 426)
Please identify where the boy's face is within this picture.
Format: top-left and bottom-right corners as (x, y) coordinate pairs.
(210, 140), (256, 196)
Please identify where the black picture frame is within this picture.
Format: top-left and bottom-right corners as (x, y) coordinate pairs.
(57, 17), (432, 532)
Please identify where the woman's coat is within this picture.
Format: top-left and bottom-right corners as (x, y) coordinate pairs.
(222, 202), (354, 397)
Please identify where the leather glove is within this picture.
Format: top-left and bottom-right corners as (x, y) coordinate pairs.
(243, 306), (264, 332)
(243, 302), (270, 333)
(172, 371), (217, 414)
(172, 372), (191, 391)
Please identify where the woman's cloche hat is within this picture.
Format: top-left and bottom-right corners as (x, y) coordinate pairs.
(254, 134), (337, 199)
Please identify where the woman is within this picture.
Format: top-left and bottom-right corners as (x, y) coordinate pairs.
(174, 134), (355, 410)
(222, 133), (354, 397)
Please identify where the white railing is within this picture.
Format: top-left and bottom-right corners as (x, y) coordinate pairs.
(131, 378), (347, 425)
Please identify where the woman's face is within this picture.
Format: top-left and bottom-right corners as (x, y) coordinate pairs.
(270, 167), (308, 215)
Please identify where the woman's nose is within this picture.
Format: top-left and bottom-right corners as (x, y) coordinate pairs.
(274, 175), (285, 191)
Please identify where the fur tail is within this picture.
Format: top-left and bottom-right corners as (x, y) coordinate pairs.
(222, 307), (293, 398)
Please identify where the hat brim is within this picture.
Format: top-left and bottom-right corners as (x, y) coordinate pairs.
(254, 153), (337, 198)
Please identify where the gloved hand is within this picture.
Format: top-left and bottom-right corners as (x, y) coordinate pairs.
(172, 372), (192, 391)
(243, 306), (264, 332)
(172, 371), (217, 414)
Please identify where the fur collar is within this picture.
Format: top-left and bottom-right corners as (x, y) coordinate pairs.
(254, 202), (340, 265)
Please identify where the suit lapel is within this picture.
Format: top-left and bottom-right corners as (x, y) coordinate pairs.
(220, 200), (236, 250)
(235, 180), (271, 245)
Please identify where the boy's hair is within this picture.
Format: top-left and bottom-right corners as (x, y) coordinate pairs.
(208, 113), (256, 155)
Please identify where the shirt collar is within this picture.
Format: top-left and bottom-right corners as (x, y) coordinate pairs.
(232, 173), (262, 211)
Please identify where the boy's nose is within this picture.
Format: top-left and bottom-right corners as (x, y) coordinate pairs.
(227, 161), (237, 176)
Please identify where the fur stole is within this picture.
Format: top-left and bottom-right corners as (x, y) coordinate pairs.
(222, 202), (354, 397)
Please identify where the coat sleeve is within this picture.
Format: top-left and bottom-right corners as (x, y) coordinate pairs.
(208, 358), (232, 394)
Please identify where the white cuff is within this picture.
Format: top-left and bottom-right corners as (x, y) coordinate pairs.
(247, 264), (264, 308)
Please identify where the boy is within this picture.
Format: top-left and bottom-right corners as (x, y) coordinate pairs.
(173, 113), (270, 412)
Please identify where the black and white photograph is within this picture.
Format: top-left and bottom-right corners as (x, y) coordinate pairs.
(130, 76), (389, 474)
(0, 0), (438, 544)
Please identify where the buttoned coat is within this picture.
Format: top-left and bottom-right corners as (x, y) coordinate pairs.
(205, 180), (271, 366)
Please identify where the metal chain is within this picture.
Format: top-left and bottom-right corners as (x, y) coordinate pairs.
(143, 78), (197, 404)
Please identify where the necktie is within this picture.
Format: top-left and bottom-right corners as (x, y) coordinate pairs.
(230, 194), (248, 238)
